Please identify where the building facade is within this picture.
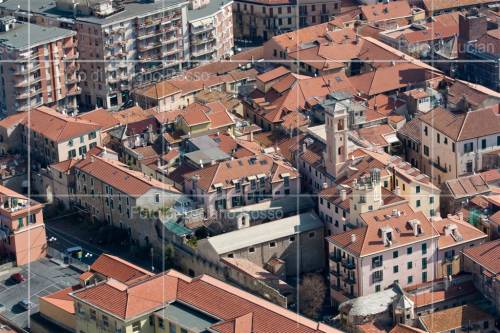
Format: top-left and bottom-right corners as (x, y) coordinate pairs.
(0, 18), (79, 115)
(0, 185), (46, 266)
(233, 0), (340, 42)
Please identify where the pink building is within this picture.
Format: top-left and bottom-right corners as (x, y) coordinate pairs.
(327, 203), (439, 305)
(0, 185), (46, 266)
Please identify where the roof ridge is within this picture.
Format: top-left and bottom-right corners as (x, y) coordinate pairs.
(456, 110), (470, 141)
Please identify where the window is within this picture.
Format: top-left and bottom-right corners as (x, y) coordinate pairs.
(424, 126), (428, 136)
(249, 247), (255, 253)
(482, 139), (487, 149)
(416, 186), (420, 193)
(393, 265), (399, 273)
(90, 309), (96, 320)
(422, 258), (427, 269)
(102, 316), (109, 327)
(437, 133), (440, 143)
(422, 243), (427, 255)
(289, 236), (295, 242)
(89, 131), (97, 140)
(269, 242), (276, 248)
(464, 142), (473, 153)
(429, 197), (434, 204)
(132, 321), (140, 332)
(158, 318), (164, 328)
(68, 149), (76, 159)
(393, 251), (398, 258)
(17, 217), (23, 229)
(155, 194), (160, 203)
(497, 136), (500, 146)
(446, 264), (452, 276)
(424, 145), (429, 156)
(407, 275), (413, 284)
(422, 271), (427, 282)
(372, 270), (383, 283)
(407, 247), (413, 255)
(169, 322), (176, 333)
(375, 285), (381, 292)
(407, 262), (413, 269)
(452, 142), (455, 152)
(372, 255), (383, 268)
(283, 176), (290, 187)
(308, 231), (315, 238)
(78, 146), (87, 156)
(180, 329), (188, 333)
(416, 200), (421, 207)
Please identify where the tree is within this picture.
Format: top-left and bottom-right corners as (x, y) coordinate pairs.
(298, 273), (326, 319)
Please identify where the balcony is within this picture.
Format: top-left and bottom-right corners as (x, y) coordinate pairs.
(67, 87), (81, 96)
(191, 35), (215, 46)
(344, 276), (356, 284)
(329, 253), (342, 262)
(13, 63), (40, 75)
(138, 42), (161, 52)
(342, 259), (356, 270)
(161, 48), (179, 57)
(191, 47), (215, 58)
(14, 76), (41, 87)
(431, 160), (447, 173)
(192, 24), (214, 35)
(16, 88), (42, 99)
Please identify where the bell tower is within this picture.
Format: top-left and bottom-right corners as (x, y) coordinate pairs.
(324, 99), (349, 178)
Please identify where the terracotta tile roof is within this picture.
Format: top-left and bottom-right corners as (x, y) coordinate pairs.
(75, 154), (180, 197)
(409, 281), (477, 308)
(183, 154), (298, 192)
(257, 66), (290, 83)
(17, 106), (101, 143)
(397, 118), (421, 143)
(111, 106), (156, 125)
(72, 270), (340, 333)
(356, 124), (396, 147)
(40, 285), (81, 314)
(489, 211), (500, 226)
(445, 174), (490, 199)
(390, 324), (427, 333)
(432, 215), (487, 249)
(90, 254), (154, 285)
(463, 239), (500, 274)
(0, 111), (27, 128)
(329, 203), (438, 256)
(349, 63), (439, 96)
(360, 0), (412, 23)
(205, 103), (234, 129)
(77, 109), (120, 131)
(154, 110), (183, 124)
(476, 29), (500, 55)
(403, 23), (458, 44)
(179, 103), (211, 126)
(446, 80), (500, 108)
(419, 104), (500, 141)
(419, 305), (493, 333)
(50, 158), (80, 173)
(480, 169), (500, 184)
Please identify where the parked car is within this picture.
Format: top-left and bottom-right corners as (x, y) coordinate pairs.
(19, 299), (34, 311)
(10, 273), (26, 284)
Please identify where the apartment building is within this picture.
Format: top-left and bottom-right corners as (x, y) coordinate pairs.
(233, 0), (341, 42)
(0, 185), (46, 266)
(183, 154), (299, 218)
(419, 105), (500, 186)
(73, 153), (180, 246)
(0, 17), (79, 115)
(327, 203), (439, 304)
(188, 0), (234, 63)
(197, 212), (325, 277)
(432, 214), (487, 278)
(463, 239), (500, 315)
(0, 0), (189, 109)
(0, 106), (102, 166)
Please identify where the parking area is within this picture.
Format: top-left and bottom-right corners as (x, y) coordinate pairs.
(0, 258), (81, 329)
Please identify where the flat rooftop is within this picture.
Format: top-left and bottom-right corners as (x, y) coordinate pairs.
(187, 0), (232, 21)
(0, 22), (75, 50)
(155, 301), (218, 333)
(0, 0), (187, 26)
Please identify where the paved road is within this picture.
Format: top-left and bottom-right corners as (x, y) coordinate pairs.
(45, 224), (103, 265)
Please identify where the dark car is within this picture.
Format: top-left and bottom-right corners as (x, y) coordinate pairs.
(10, 273), (26, 284)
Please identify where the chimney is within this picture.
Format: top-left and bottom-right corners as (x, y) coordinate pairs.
(199, 159), (204, 168)
(351, 233), (356, 243)
(322, 182), (328, 189)
(340, 189), (347, 201)
(395, 186), (401, 196)
(249, 130), (254, 142)
(457, 211), (463, 221)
